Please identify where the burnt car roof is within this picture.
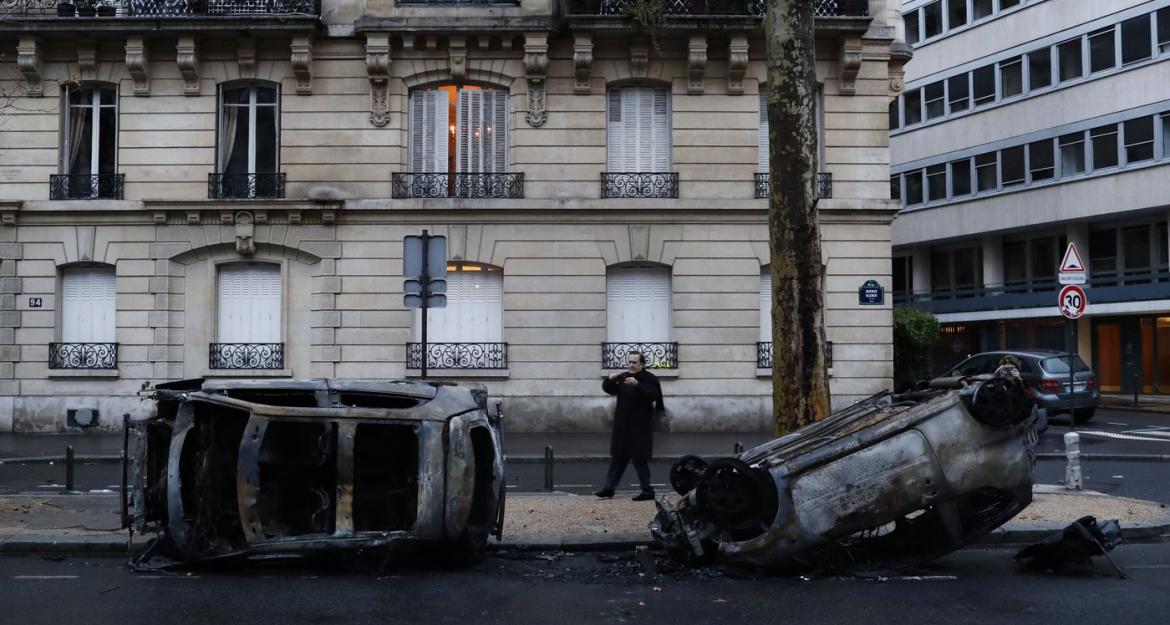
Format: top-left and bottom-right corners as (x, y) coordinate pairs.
(156, 377), (440, 400)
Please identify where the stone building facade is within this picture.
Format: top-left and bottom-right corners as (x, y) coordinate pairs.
(0, 0), (907, 432)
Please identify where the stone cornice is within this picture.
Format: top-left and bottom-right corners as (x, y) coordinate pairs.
(354, 16), (554, 34)
(0, 17), (320, 36)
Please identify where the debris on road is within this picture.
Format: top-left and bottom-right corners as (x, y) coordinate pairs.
(1015, 515), (1126, 578)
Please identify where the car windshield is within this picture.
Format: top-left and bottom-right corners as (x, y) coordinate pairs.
(1040, 356), (1091, 374)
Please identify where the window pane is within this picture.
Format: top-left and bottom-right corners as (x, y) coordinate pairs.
(954, 248), (980, 288)
(1028, 139), (1055, 181)
(931, 251), (950, 290)
(1121, 15), (1153, 64)
(924, 81), (945, 119)
(1088, 27), (1116, 73)
(1028, 48), (1052, 90)
(1000, 0), (1021, 8)
(1090, 124), (1119, 170)
(224, 87), (250, 105)
(1160, 7), (1170, 51)
(255, 105), (278, 173)
(224, 106), (251, 174)
(947, 74), (969, 112)
(973, 0), (993, 20)
(256, 86), (277, 105)
(1001, 146), (1025, 187)
(889, 99), (900, 130)
(947, 0), (967, 29)
(926, 164), (947, 201)
(98, 105), (116, 175)
(1000, 58), (1023, 98)
(950, 159), (971, 196)
(923, 1), (943, 39)
(1090, 229), (1117, 275)
(972, 65), (996, 105)
(1124, 117), (1155, 163)
(68, 87), (91, 106)
(891, 175), (902, 201)
(65, 104), (93, 176)
(1004, 241), (1027, 284)
(1059, 132), (1086, 175)
(906, 10), (921, 45)
(906, 170), (924, 205)
(99, 86), (116, 106)
(1032, 238), (1056, 280)
(904, 89), (922, 125)
(975, 152), (997, 191)
(1058, 38), (1083, 82)
(1124, 226), (1151, 273)
(1164, 114), (1170, 156)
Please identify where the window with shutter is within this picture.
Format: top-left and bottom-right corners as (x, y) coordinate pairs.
(606, 265), (671, 342)
(217, 263), (281, 343)
(415, 264), (503, 343)
(61, 266), (116, 343)
(758, 92), (769, 172)
(456, 88), (509, 173)
(759, 267), (772, 343)
(409, 89), (450, 173)
(606, 86), (671, 172)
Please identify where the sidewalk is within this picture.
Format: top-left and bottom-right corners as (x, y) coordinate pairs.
(1100, 393), (1170, 413)
(1, 486), (1167, 556)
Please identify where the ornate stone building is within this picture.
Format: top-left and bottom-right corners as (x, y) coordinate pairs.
(0, 0), (907, 432)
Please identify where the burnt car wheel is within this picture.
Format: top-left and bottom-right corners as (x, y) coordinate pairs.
(669, 455), (708, 495)
(965, 378), (1035, 428)
(695, 458), (778, 541)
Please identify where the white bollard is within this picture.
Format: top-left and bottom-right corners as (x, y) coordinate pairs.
(1064, 432), (1082, 491)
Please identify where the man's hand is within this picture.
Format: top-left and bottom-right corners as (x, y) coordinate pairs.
(608, 372), (623, 380)
(623, 377), (638, 386)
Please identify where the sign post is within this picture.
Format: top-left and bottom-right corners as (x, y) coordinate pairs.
(1058, 243), (1087, 431)
(403, 231), (448, 378)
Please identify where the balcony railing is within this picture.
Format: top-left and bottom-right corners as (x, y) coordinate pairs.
(755, 340), (831, 369)
(406, 342), (508, 369)
(602, 342), (679, 369)
(392, 173), (525, 199)
(567, 0), (868, 17)
(208, 172), (286, 199)
(601, 172), (679, 199)
(754, 172), (832, 199)
(48, 342), (118, 369)
(209, 343), (285, 369)
(7, 0), (320, 17)
(49, 174), (124, 200)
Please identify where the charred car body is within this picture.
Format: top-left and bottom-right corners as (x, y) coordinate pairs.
(124, 378), (504, 562)
(652, 379), (1038, 571)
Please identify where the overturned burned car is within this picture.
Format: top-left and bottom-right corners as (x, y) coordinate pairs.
(123, 378), (504, 563)
(652, 379), (1039, 572)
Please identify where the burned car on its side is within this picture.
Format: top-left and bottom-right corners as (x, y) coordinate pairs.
(123, 378), (504, 563)
(652, 378), (1039, 572)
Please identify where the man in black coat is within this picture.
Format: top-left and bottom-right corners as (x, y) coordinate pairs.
(595, 350), (664, 501)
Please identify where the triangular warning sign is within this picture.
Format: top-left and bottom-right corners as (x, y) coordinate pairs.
(1060, 243), (1085, 273)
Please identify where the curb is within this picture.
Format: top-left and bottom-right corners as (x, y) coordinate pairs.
(1035, 453), (1170, 462)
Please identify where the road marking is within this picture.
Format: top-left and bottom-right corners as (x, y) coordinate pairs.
(1106, 422), (1129, 427)
(14, 575), (79, 580)
(1076, 430), (1170, 443)
(1126, 565), (1170, 570)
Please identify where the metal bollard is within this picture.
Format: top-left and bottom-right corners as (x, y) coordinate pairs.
(65, 445), (74, 492)
(733, 442), (744, 455)
(1063, 432), (1082, 491)
(543, 445), (554, 491)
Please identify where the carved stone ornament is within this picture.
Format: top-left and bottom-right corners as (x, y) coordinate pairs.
(364, 33), (392, 128)
(727, 34), (749, 95)
(16, 37), (42, 97)
(839, 37), (863, 96)
(234, 211), (256, 256)
(449, 35), (467, 82)
(688, 34), (707, 94)
(629, 40), (649, 79)
(176, 35), (200, 96)
(291, 35), (314, 95)
(573, 34), (593, 94)
(125, 36), (150, 96)
(238, 38), (257, 80)
(524, 33), (549, 127)
(77, 42), (97, 83)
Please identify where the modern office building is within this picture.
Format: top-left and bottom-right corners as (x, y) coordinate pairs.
(891, 0), (1170, 395)
(0, 0), (906, 431)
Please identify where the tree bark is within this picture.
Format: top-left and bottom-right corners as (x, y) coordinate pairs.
(766, 0), (830, 436)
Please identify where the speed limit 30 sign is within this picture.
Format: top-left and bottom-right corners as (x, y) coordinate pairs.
(1058, 284), (1087, 319)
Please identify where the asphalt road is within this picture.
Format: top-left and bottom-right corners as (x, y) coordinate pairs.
(1, 543), (1168, 625)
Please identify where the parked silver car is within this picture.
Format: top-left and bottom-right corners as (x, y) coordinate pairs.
(124, 378), (505, 563)
(936, 350), (1099, 422)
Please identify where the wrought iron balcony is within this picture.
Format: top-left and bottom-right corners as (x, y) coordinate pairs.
(601, 172), (679, 199)
(49, 174), (124, 200)
(48, 342), (118, 369)
(6, 0), (320, 17)
(754, 172), (832, 199)
(406, 342), (508, 369)
(208, 172), (286, 199)
(209, 343), (285, 369)
(392, 173), (525, 199)
(602, 342), (678, 369)
(756, 341), (772, 368)
(566, 0), (868, 17)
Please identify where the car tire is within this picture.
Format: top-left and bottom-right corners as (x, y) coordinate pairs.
(1073, 408), (1095, 423)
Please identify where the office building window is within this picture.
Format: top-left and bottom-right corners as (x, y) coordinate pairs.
(923, 1), (944, 39)
(924, 81), (946, 119)
(947, 0), (967, 30)
(1124, 117), (1155, 164)
(975, 152), (997, 192)
(1159, 7), (1170, 52)
(889, 99), (900, 130)
(906, 170), (924, 205)
(1121, 14), (1153, 64)
(1028, 48), (1052, 90)
(972, 65), (996, 106)
(1028, 139), (1055, 181)
(947, 74), (970, 113)
(904, 89), (922, 125)
(1088, 27), (1116, 73)
(1058, 38), (1083, 82)
(926, 164), (947, 201)
(1001, 146), (1026, 187)
(1000, 57), (1023, 99)
(950, 159), (972, 196)
(1091, 124), (1119, 170)
(1059, 132), (1086, 175)
(906, 10), (921, 45)
(972, 0), (993, 21)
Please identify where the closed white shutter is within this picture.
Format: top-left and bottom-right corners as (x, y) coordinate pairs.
(606, 266), (671, 342)
(409, 89), (450, 172)
(607, 87), (671, 172)
(759, 267), (772, 342)
(758, 91), (769, 172)
(217, 263), (281, 343)
(456, 88), (509, 174)
(61, 266), (116, 343)
(417, 266), (503, 343)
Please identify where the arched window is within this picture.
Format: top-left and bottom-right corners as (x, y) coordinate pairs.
(212, 262), (283, 369)
(51, 265), (117, 369)
(411, 262), (505, 369)
(215, 82), (281, 198)
(58, 83), (119, 199)
(604, 264), (676, 369)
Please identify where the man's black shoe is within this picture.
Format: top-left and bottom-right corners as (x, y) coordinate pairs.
(594, 488), (614, 498)
(632, 491), (655, 502)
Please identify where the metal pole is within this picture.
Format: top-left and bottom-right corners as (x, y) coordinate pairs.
(1063, 432), (1082, 491)
(1068, 318), (1076, 432)
(543, 445), (554, 491)
(65, 445), (74, 492)
(121, 413), (130, 529)
(733, 441), (743, 454)
(420, 230), (429, 379)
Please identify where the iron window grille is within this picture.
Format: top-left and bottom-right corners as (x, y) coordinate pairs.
(601, 173), (679, 199)
(11, 0), (322, 16)
(48, 342), (118, 369)
(406, 342), (508, 369)
(208, 173), (286, 199)
(49, 174), (124, 200)
(754, 340), (831, 369)
(754, 172), (832, 199)
(567, 0), (866, 16)
(209, 343), (285, 369)
(391, 173), (524, 199)
(601, 342), (679, 369)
